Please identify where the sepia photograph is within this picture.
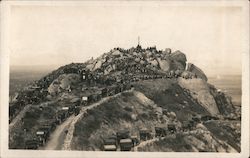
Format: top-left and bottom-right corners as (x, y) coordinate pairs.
(0, 1), (249, 158)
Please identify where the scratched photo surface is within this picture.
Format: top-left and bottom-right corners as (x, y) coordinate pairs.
(7, 1), (246, 154)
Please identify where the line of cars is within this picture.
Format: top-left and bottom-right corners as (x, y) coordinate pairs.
(182, 115), (220, 132)
(24, 103), (84, 150)
(102, 124), (177, 152)
(24, 119), (57, 149)
(101, 115), (221, 152)
(81, 83), (133, 106)
(24, 83), (133, 150)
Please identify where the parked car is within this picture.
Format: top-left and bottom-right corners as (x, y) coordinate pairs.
(116, 130), (130, 142)
(155, 126), (167, 137)
(167, 124), (176, 134)
(103, 137), (117, 151)
(25, 140), (39, 149)
(120, 138), (133, 151)
(139, 129), (152, 141)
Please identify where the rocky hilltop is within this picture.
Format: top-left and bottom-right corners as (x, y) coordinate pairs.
(9, 45), (240, 152)
(36, 45), (234, 116)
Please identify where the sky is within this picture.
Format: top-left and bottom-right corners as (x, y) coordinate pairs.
(9, 2), (244, 76)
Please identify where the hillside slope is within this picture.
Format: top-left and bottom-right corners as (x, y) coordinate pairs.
(70, 79), (240, 152)
(9, 45), (240, 151)
(71, 89), (180, 150)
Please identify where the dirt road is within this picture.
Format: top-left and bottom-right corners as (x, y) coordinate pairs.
(40, 115), (75, 150)
(62, 89), (134, 150)
(133, 138), (160, 151)
(133, 134), (177, 151)
(62, 97), (113, 150)
(9, 101), (55, 132)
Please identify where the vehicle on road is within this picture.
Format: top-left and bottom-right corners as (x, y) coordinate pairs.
(25, 140), (39, 149)
(120, 138), (133, 151)
(139, 129), (152, 141)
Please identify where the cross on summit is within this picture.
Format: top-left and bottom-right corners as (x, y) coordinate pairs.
(136, 36), (142, 50)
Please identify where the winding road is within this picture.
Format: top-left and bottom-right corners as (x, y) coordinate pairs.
(62, 90), (131, 150)
(39, 115), (75, 150)
(133, 138), (160, 151)
(38, 89), (133, 150)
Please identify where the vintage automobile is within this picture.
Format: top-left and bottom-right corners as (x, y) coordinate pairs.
(116, 130), (130, 142)
(155, 126), (168, 137)
(74, 106), (80, 115)
(25, 139), (39, 149)
(119, 138), (133, 151)
(103, 137), (117, 151)
(182, 120), (194, 131)
(131, 135), (140, 147)
(103, 145), (117, 151)
(167, 124), (177, 134)
(101, 88), (108, 98)
(56, 109), (68, 124)
(36, 127), (50, 146)
(139, 129), (152, 141)
(192, 115), (202, 123)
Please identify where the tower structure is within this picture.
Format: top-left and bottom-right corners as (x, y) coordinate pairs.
(136, 36), (142, 50)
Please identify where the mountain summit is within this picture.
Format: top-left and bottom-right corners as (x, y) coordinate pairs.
(36, 45), (228, 116)
(9, 45), (241, 152)
(37, 46), (206, 91)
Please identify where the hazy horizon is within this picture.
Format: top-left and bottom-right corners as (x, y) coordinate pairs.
(9, 63), (242, 77)
(9, 3), (243, 76)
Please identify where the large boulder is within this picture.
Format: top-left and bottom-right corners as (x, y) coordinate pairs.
(178, 78), (220, 116)
(171, 60), (186, 71)
(157, 58), (171, 72)
(170, 50), (187, 69)
(86, 63), (95, 71)
(48, 74), (80, 95)
(112, 50), (122, 56)
(92, 59), (102, 71)
(187, 63), (207, 81)
(148, 58), (159, 67)
(163, 48), (171, 55)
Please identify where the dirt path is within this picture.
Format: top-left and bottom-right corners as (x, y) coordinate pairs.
(9, 101), (56, 147)
(62, 97), (113, 150)
(40, 115), (75, 150)
(133, 138), (160, 151)
(9, 101), (55, 132)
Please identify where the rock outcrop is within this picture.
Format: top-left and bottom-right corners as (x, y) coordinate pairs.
(177, 78), (220, 116)
(158, 58), (171, 72)
(187, 63), (207, 81)
(35, 45), (233, 118)
(170, 50), (187, 70)
(208, 84), (235, 116)
(77, 47), (188, 78)
(48, 74), (80, 95)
